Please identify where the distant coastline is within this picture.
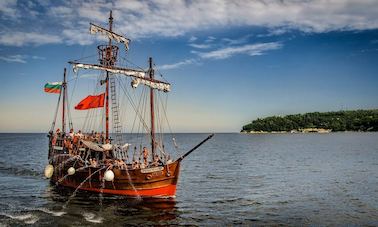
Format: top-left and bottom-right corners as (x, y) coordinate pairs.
(241, 109), (378, 133)
(242, 128), (332, 134)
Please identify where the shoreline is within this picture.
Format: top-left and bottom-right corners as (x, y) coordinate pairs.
(240, 129), (377, 134)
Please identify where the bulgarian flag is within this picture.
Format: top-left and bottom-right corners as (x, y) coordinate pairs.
(44, 82), (62, 94)
(75, 93), (105, 110)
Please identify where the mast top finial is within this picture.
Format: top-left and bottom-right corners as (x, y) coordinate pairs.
(109, 11), (113, 21)
(109, 10), (113, 32)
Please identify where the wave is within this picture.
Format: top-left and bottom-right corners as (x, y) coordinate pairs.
(83, 212), (103, 224)
(0, 162), (41, 178)
(0, 212), (39, 224)
(36, 208), (66, 217)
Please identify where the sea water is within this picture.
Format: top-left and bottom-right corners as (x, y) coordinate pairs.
(0, 133), (377, 225)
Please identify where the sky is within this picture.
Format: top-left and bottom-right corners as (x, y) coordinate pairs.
(0, 0), (378, 133)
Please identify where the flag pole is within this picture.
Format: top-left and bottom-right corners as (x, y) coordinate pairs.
(62, 68), (66, 134)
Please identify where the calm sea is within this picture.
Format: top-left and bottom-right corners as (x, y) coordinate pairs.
(0, 133), (377, 226)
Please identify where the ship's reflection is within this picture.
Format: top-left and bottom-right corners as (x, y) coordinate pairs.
(46, 185), (178, 223)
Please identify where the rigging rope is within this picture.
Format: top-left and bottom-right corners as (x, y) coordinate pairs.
(158, 91), (180, 153)
(65, 69), (74, 130)
(116, 75), (168, 157)
(50, 89), (62, 132)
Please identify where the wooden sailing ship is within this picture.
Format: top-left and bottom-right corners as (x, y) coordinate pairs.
(44, 11), (213, 198)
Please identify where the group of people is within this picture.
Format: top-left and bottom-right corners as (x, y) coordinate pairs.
(49, 128), (166, 170)
(136, 147), (163, 168)
(50, 128), (107, 147)
(49, 128), (84, 156)
(85, 130), (106, 144)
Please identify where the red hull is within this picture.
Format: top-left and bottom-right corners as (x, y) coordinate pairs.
(58, 182), (177, 197)
(51, 156), (181, 198)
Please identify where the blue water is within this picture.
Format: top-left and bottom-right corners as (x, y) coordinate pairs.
(0, 133), (377, 225)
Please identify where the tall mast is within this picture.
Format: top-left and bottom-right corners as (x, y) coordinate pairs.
(62, 68), (67, 134)
(105, 10), (113, 140)
(149, 57), (156, 157)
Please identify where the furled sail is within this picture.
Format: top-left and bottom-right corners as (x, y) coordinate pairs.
(90, 23), (130, 50)
(70, 62), (171, 92)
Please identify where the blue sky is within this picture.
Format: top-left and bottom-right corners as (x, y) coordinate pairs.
(0, 0), (378, 132)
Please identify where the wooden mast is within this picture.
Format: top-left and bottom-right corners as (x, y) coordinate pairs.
(62, 68), (67, 133)
(149, 57), (156, 158)
(105, 10), (113, 140)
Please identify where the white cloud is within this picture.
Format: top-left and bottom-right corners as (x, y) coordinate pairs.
(188, 36), (197, 42)
(0, 54), (46, 63)
(222, 34), (253, 45)
(197, 42), (282, 60)
(160, 41), (282, 70)
(158, 58), (197, 70)
(1, 0), (378, 46)
(77, 1), (112, 22)
(111, 0), (378, 38)
(0, 32), (62, 47)
(257, 28), (291, 37)
(48, 6), (74, 18)
(0, 54), (27, 63)
(0, 0), (18, 19)
(31, 55), (46, 60)
(62, 29), (94, 46)
(77, 73), (100, 80)
(205, 36), (216, 43)
(188, 43), (212, 49)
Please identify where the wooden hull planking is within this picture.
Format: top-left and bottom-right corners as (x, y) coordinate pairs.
(50, 156), (181, 198)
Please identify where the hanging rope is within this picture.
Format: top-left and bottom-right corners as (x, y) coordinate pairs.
(65, 74), (74, 130)
(50, 89), (62, 132)
(81, 71), (104, 133)
(157, 91), (179, 153)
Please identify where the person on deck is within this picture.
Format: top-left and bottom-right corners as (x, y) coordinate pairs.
(132, 160), (137, 169)
(68, 128), (74, 139)
(47, 131), (54, 146)
(105, 138), (111, 144)
(51, 132), (57, 146)
(55, 128), (61, 137)
(90, 131), (94, 140)
(76, 130), (83, 139)
(152, 154), (162, 167)
(166, 155), (173, 164)
(142, 147), (149, 166)
(133, 161), (136, 169)
(65, 138), (73, 155)
(100, 132), (105, 144)
(118, 159), (127, 170)
(137, 159), (143, 169)
(95, 132), (101, 143)
(72, 130), (79, 151)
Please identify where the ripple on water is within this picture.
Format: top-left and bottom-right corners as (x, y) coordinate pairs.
(36, 208), (66, 217)
(1, 133), (378, 225)
(82, 212), (104, 224)
(0, 212), (39, 225)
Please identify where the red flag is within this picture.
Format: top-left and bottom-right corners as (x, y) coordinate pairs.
(75, 93), (105, 110)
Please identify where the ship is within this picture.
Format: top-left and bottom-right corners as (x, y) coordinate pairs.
(44, 11), (213, 198)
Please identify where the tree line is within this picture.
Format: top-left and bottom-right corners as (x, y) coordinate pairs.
(242, 109), (378, 132)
